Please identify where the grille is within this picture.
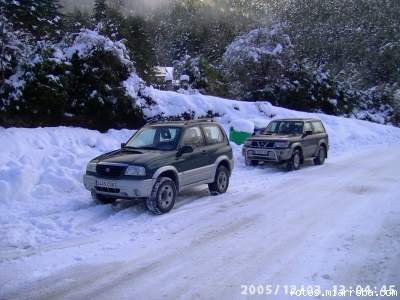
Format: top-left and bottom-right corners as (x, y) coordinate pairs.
(248, 155), (278, 161)
(96, 164), (126, 178)
(251, 140), (275, 148)
(95, 186), (120, 193)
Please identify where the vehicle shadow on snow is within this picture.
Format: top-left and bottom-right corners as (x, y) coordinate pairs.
(246, 159), (318, 172)
(103, 160), (321, 216)
(107, 186), (212, 215)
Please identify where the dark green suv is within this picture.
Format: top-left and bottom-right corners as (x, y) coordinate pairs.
(83, 119), (234, 214)
(242, 118), (329, 171)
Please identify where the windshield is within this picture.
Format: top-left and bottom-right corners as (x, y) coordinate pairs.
(125, 126), (182, 151)
(264, 121), (304, 135)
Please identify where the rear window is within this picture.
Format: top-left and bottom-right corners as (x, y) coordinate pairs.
(203, 125), (224, 145)
(312, 121), (325, 134)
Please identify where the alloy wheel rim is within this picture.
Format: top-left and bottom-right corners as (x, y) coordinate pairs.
(159, 184), (174, 209)
(218, 171), (228, 191)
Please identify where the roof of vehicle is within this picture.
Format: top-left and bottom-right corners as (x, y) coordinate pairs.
(145, 119), (217, 127)
(271, 118), (322, 122)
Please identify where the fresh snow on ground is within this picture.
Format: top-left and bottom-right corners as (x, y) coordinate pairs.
(1, 90), (400, 299)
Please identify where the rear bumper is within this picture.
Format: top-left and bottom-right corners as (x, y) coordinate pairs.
(83, 174), (154, 198)
(242, 147), (293, 162)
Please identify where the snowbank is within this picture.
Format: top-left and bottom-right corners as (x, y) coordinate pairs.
(0, 127), (132, 248)
(138, 88), (400, 153)
(139, 87), (276, 123)
(231, 119), (255, 133)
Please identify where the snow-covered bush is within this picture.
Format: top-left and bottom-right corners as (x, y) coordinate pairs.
(3, 29), (145, 130)
(357, 84), (398, 125)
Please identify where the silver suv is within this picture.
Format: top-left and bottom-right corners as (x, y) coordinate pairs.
(242, 118), (329, 171)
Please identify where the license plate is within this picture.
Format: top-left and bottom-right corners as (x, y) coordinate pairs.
(254, 149), (271, 155)
(95, 179), (117, 189)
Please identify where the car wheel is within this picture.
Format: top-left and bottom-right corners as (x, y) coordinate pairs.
(245, 159), (258, 166)
(209, 165), (230, 195)
(286, 150), (301, 171)
(314, 146), (326, 165)
(91, 191), (117, 205)
(146, 177), (177, 215)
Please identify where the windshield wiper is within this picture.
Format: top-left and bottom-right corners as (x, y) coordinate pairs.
(121, 146), (143, 151)
(128, 146), (158, 150)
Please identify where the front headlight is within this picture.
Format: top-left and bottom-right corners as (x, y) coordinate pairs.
(125, 165), (146, 176)
(86, 162), (96, 173)
(244, 140), (252, 147)
(274, 141), (290, 148)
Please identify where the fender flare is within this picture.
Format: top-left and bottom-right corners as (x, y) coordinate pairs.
(152, 166), (180, 186)
(214, 155), (233, 173)
(290, 142), (303, 153)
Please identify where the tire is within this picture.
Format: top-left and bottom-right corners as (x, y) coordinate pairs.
(209, 165), (230, 195)
(245, 159), (258, 166)
(286, 149), (302, 171)
(146, 177), (177, 215)
(314, 145), (326, 165)
(91, 191), (117, 205)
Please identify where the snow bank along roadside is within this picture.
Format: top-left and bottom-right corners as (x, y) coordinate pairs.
(1, 90), (400, 251)
(140, 88), (400, 154)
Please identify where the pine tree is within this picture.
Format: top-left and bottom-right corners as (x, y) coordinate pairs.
(120, 15), (156, 82)
(1, 0), (63, 41)
(94, 0), (107, 23)
(93, 0), (124, 39)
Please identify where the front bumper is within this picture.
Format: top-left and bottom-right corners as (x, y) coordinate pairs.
(83, 174), (154, 198)
(242, 147), (293, 162)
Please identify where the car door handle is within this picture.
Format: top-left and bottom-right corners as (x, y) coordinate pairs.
(201, 150), (207, 155)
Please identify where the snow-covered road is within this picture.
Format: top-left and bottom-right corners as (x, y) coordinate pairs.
(1, 145), (399, 300)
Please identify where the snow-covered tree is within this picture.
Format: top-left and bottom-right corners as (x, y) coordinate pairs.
(173, 55), (228, 96)
(0, 8), (34, 110)
(222, 25), (348, 114)
(393, 89), (400, 124)
(1, 0), (63, 41)
(94, 0), (107, 22)
(222, 25), (294, 99)
(13, 29), (145, 129)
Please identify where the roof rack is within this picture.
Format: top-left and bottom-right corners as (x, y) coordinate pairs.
(146, 119), (161, 125)
(184, 118), (214, 124)
(145, 118), (215, 125)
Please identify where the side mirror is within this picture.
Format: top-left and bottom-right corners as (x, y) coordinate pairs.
(303, 130), (313, 137)
(121, 142), (126, 148)
(178, 145), (193, 156)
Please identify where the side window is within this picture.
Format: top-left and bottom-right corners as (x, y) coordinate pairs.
(303, 122), (312, 133)
(312, 121), (325, 134)
(203, 125), (224, 145)
(159, 128), (178, 142)
(182, 126), (204, 148)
